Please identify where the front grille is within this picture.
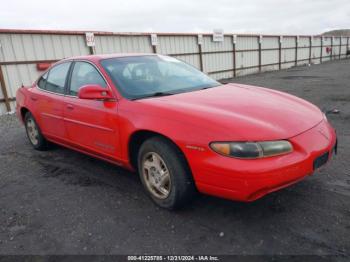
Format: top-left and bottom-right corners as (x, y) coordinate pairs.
(313, 151), (329, 170)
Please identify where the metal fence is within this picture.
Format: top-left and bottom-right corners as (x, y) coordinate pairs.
(0, 29), (349, 114)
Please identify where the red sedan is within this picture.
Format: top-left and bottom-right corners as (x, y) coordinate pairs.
(16, 54), (337, 209)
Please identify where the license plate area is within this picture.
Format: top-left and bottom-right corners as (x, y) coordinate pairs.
(313, 151), (329, 170)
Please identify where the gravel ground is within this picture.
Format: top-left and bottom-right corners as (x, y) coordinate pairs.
(0, 59), (349, 256)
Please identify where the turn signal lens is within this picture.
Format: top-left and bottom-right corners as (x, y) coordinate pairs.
(210, 143), (231, 155)
(210, 141), (293, 159)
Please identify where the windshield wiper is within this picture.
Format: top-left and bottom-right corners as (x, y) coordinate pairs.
(199, 84), (221, 90)
(135, 92), (175, 100)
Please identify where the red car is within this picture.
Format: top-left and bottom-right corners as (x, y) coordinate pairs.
(16, 54), (337, 209)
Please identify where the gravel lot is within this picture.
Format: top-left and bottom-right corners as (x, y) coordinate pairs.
(0, 59), (349, 256)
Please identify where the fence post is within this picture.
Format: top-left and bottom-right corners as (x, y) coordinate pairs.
(295, 36), (298, 67)
(339, 37), (342, 59)
(258, 35), (262, 72)
(198, 34), (204, 72)
(330, 37), (333, 60)
(150, 34), (157, 54)
(232, 35), (237, 77)
(0, 65), (11, 112)
(348, 37), (350, 57)
(278, 36), (282, 70)
(309, 36), (312, 64)
(320, 37), (323, 63)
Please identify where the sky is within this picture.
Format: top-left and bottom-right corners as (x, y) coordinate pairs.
(0, 0), (349, 35)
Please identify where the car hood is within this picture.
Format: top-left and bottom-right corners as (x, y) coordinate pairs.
(136, 83), (323, 141)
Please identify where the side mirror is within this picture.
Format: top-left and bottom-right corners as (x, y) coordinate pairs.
(78, 85), (114, 100)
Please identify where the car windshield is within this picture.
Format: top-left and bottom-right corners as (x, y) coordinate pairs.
(100, 55), (220, 99)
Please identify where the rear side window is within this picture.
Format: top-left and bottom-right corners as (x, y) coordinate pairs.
(69, 62), (107, 96)
(45, 62), (71, 94)
(37, 72), (49, 89)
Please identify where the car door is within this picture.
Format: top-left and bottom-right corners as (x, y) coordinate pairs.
(64, 61), (120, 159)
(31, 62), (71, 141)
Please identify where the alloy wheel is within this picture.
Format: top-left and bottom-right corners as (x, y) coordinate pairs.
(142, 152), (171, 199)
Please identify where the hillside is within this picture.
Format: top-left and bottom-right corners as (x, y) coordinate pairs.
(322, 29), (350, 36)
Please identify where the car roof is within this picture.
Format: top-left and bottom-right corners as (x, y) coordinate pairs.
(61, 53), (157, 63)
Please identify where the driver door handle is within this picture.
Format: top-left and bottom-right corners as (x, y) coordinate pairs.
(66, 104), (74, 110)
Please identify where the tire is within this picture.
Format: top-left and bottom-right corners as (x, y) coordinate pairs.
(24, 112), (49, 150)
(137, 136), (196, 209)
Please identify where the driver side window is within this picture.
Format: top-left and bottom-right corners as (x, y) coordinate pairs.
(39, 62), (71, 94)
(69, 62), (107, 96)
(37, 72), (49, 90)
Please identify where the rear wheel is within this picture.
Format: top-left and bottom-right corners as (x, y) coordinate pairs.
(138, 136), (195, 209)
(24, 112), (48, 150)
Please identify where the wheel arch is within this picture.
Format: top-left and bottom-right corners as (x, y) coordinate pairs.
(128, 129), (189, 171)
(20, 107), (30, 122)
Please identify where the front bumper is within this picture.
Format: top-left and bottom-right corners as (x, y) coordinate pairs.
(190, 120), (337, 202)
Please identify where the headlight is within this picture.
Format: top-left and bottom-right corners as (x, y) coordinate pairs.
(210, 140), (293, 159)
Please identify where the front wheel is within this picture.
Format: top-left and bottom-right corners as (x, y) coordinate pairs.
(138, 137), (196, 209)
(24, 112), (48, 150)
